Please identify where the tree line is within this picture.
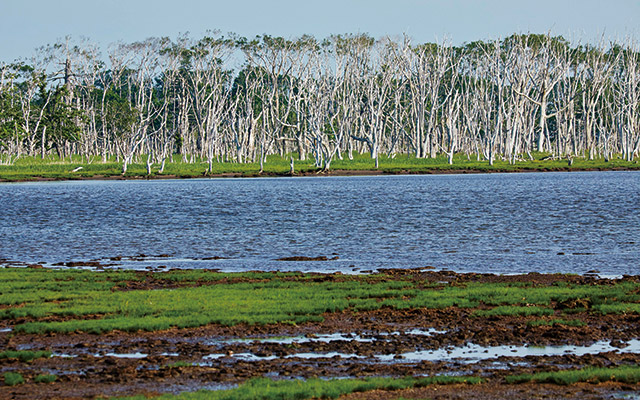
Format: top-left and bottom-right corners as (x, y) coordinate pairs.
(1, 32), (639, 172)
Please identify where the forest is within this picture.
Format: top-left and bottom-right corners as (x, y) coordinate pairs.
(0, 32), (639, 173)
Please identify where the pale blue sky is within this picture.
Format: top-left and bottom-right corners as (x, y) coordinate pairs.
(1, 0), (638, 62)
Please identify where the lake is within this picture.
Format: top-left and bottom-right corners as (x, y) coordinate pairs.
(0, 171), (638, 276)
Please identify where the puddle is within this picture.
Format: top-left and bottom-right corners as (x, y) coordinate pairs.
(376, 339), (640, 363)
(223, 332), (373, 345)
(163, 382), (237, 395)
(266, 333), (373, 344)
(203, 353), (226, 360)
(0, 328), (12, 333)
(52, 353), (77, 358)
(613, 392), (640, 400)
(285, 352), (363, 360)
(103, 352), (148, 359)
(160, 352), (180, 357)
(231, 352), (278, 361)
(405, 328), (446, 336)
(224, 329), (445, 345)
(202, 339), (640, 365)
(203, 351), (363, 362)
(381, 328), (446, 337)
(203, 353), (278, 362)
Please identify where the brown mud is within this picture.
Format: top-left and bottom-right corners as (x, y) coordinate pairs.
(1, 270), (640, 399)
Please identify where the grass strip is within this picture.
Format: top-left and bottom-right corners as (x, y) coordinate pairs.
(1, 269), (639, 334)
(527, 319), (586, 327)
(120, 376), (483, 400)
(506, 366), (640, 385)
(473, 306), (554, 317)
(1, 153), (638, 182)
(0, 350), (52, 362)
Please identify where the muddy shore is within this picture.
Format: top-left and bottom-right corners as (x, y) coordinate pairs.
(1, 270), (640, 399)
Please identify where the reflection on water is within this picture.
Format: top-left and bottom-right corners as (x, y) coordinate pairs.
(200, 339), (640, 364)
(1, 172), (638, 275)
(221, 329), (445, 345)
(376, 339), (640, 363)
(102, 352), (148, 359)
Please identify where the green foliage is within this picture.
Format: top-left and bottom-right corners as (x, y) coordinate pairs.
(120, 376), (483, 400)
(0, 269), (638, 334)
(0, 350), (52, 362)
(506, 366), (640, 385)
(473, 306), (554, 317)
(164, 361), (194, 369)
(101, 89), (138, 140)
(527, 319), (586, 327)
(3, 372), (24, 386)
(34, 374), (57, 383)
(14, 280), (376, 333)
(43, 86), (85, 152)
(594, 303), (640, 314)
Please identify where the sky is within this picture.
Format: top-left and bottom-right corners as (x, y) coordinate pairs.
(1, 0), (639, 63)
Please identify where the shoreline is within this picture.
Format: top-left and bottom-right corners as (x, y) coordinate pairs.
(1, 165), (638, 183)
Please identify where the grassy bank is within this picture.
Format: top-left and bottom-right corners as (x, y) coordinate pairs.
(0, 153), (637, 181)
(1, 268), (639, 334)
(506, 365), (640, 385)
(120, 376), (483, 400)
(117, 367), (640, 399)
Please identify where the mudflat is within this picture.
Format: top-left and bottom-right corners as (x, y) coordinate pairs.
(1, 268), (640, 399)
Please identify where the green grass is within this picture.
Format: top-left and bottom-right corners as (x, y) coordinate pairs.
(0, 152), (637, 181)
(0, 269), (639, 334)
(164, 361), (194, 369)
(34, 374), (57, 383)
(594, 303), (640, 315)
(473, 306), (554, 317)
(527, 319), (586, 327)
(506, 365), (640, 385)
(120, 376), (483, 400)
(3, 372), (24, 386)
(0, 350), (52, 362)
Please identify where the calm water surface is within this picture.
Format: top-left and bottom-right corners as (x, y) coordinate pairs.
(0, 171), (638, 275)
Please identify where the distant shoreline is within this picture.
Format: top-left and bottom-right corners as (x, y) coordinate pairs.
(1, 165), (639, 183)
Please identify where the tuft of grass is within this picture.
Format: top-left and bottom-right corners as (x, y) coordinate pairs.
(473, 306), (554, 317)
(0, 350), (52, 362)
(506, 366), (640, 385)
(3, 372), (24, 386)
(119, 376), (484, 400)
(164, 361), (193, 369)
(527, 319), (586, 327)
(595, 303), (640, 315)
(34, 374), (57, 383)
